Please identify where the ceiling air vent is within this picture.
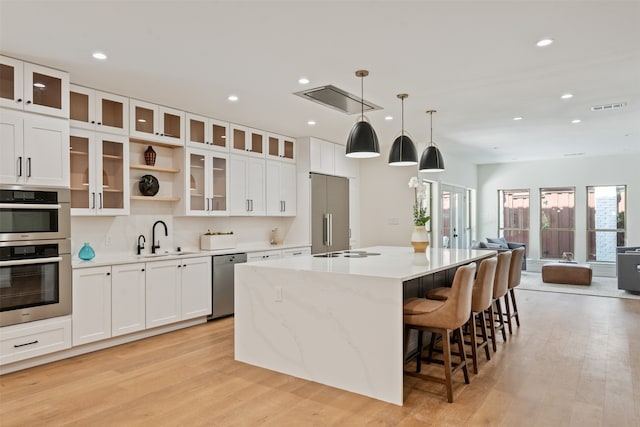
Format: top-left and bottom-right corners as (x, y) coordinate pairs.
(590, 102), (626, 112)
(294, 85), (382, 115)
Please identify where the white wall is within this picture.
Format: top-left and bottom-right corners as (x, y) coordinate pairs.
(477, 153), (640, 275)
(359, 150), (478, 248)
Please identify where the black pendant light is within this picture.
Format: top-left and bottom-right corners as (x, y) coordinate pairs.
(388, 93), (417, 166)
(419, 110), (445, 172)
(346, 70), (380, 158)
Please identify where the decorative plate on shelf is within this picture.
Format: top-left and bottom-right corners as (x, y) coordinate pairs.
(138, 174), (159, 196)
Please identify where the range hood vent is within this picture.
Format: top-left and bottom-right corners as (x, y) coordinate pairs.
(294, 85), (382, 115)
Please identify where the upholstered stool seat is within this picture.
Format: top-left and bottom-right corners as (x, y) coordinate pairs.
(542, 263), (592, 285)
(403, 263), (477, 403)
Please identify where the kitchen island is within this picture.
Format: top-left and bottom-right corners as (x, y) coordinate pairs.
(234, 246), (495, 405)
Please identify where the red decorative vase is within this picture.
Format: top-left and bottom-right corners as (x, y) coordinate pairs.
(144, 145), (156, 166)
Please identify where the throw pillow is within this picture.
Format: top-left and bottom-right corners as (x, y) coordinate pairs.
(485, 242), (503, 249)
(487, 237), (509, 249)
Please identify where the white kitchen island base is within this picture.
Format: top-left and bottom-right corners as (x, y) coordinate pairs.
(234, 246), (495, 405)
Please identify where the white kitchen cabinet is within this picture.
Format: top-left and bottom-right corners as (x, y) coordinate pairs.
(180, 256), (212, 320)
(310, 137), (335, 174)
(129, 99), (185, 146)
(0, 316), (71, 365)
(145, 256), (211, 327)
(185, 148), (229, 216)
(72, 266), (112, 346)
(266, 159), (296, 216)
(186, 113), (229, 152)
(247, 250), (283, 262)
(282, 247), (311, 257)
(266, 133), (295, 162)
(229, 154), (266, 216)
(69, 129), (129, 215)
(0, 109), (69, 186)
(308, 137), (358, 178)
(111, 263), (146, 337)
(0, 55), (69, 118)
(145, 259), (181, 328)
(69, 84), (129, 135)
(230, 124), (265, 157)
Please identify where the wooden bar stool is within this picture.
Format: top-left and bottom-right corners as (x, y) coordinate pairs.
(488, 251), (511, 352)
(425, 257), (497, 374)
(403, 263), (476, 403)
(504, 247), (525, 334)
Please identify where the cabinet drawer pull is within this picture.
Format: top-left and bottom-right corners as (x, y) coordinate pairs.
(14, 340), (38, 348)
(27, 157), (32, 177)
(17, 156), (22, 177)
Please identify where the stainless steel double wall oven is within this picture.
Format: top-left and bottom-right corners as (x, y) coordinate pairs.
(0, 185), (71, 327)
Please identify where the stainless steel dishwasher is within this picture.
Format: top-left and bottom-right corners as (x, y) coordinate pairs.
(209, 253), (247, 319)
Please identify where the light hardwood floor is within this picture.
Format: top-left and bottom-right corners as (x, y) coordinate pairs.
(1, 290), (639, 426)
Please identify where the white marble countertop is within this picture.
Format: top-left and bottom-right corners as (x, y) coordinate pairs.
(72, 242), (311, 269)
(242, 246), (496, 281)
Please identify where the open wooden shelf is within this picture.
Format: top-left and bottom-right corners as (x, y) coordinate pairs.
(130, 164), (180, 173)
(131, 195), (180, 202)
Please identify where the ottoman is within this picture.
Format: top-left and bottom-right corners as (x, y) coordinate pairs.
(542, 263), (592, 285)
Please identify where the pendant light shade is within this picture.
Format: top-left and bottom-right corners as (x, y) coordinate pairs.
(419, 110), (445, 172)
(346, 70), (380, 158)
(388, 93), (417, 166)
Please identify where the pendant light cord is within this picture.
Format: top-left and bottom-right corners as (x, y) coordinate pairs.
(429, 111), (434, 147)
(400, 96), (405, 151)
(361, 75), (364, 121)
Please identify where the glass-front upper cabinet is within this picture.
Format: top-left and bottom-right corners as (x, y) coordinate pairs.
(129, 99), (184, 146)
(230, 124), (264, 157)
(0, 55), (69, 118)
(69, 84), (129, 135)
(186, 148), (228, 216)
(186, 113), (229, 152)
(266, 133), (295, 162)
(69, 129), (129, 216)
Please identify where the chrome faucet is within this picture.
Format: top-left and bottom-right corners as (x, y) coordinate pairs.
(151, 220), (168, 254)
(137, 234), (146, 255)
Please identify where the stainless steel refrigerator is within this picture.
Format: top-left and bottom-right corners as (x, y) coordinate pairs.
(310, 173), (350, 254)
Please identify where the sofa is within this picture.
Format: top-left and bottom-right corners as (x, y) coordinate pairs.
(472, 237), (527, 271)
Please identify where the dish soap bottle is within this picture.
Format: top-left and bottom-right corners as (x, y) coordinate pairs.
(78, 243), (95, 260)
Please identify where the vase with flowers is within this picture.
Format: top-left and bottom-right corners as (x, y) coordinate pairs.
(408, 176), (431, 252)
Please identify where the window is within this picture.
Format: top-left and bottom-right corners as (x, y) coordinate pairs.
(587, 185), (626, 262)
(540, 187), (575, 259)
(498, 189), (529, 256)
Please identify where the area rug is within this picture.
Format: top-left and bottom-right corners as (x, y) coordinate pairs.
(518, 271), (640, 300)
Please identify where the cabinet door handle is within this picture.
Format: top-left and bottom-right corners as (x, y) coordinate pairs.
(178, 264), (182, 268)
(91, 192), (96, 209)
(106, 272), (111, 276)
(26, 100), (32, 105)
(250, 199), (254, 211)
(97, 122), (102, 125)
(99, 193), (103, 209)
(91, 120), (96, 124)
(14, 340), (38, 348)
(206, 197), (209, 211)
(16, 98), (22, 103)
(210, 197), (214, 211)
(141, 268), (145, 272)
(27, 157), (32, 177)
(17, 156), (22, 177)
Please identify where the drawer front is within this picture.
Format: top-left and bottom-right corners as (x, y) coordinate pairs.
(282, 247), (311, 257)
(1, 317), (71, 365)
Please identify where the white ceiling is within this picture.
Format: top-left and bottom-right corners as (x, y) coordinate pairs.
(1, 0), (639, 164)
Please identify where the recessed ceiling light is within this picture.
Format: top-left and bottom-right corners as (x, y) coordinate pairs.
(571, 119), (581, 124)
(561, 93), (573, 100)
(536, 38), (554, 47)
(33, 82), (46, 88)
(92, 52), (107, 60)
(307, 120), (316, 126)
(298, 78), (309, 85)
(384, 116), (393, 121)
(227, 95), (238, 102)
(513, 116), (523, 121)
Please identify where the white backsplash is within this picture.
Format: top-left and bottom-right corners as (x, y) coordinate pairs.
(70, 215), (298, 259)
